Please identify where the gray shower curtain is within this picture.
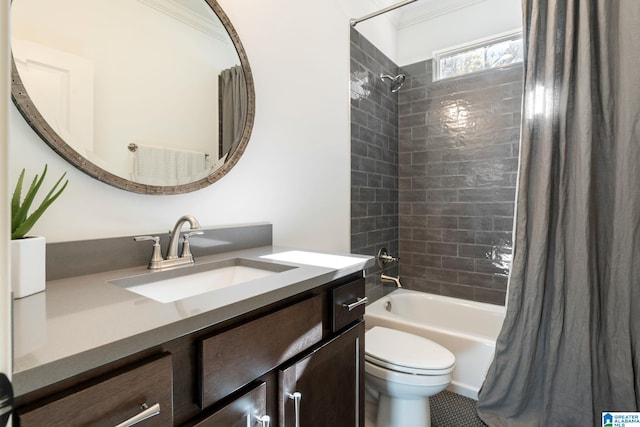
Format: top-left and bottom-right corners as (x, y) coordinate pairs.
(477, 1), (640, 426)
(219, 65), (247, 159)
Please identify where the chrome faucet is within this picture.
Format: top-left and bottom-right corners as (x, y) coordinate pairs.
(134, 215), (202, 270)
(381, 274), (403, 288)
(166, 215), (201, 260)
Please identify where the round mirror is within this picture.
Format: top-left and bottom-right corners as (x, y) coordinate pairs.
(10, 0), (255, 194)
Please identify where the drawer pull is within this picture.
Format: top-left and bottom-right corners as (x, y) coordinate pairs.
(343, 297), (368, 311)
(114, 402), (160, 427)
(256, 415), (271, 427)
(287, 392), (301, 427)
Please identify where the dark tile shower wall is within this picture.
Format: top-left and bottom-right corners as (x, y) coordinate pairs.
(397, 60), (523, 305)
(350, 28), (399, 300)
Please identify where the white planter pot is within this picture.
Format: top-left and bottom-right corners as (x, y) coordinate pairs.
(11, 236), (46, 299)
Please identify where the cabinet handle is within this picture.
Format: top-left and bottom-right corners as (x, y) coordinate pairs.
(288, 392), (301, 427)
(114, 402), (160, 427)
(343, 297), (368, 311)
(256, 415), (271, 427)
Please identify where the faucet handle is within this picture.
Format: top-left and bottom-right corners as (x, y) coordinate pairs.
(134, 235), (160, 244)
(180, 231), (203, 259)
(134, 235), (164, 269)
(376, 247), (399, 268)
(183, 231), (204, 238)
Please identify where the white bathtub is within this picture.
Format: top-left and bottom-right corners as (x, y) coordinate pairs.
(364, 289), (506, 400)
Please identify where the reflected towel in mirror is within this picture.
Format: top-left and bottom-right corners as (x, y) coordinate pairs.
(132, 144), (210, 186)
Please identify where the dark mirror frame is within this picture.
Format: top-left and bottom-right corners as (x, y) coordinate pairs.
(10, 0), (255, 195)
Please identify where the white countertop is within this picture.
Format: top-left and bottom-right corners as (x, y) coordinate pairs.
(12, 245), (373, 396)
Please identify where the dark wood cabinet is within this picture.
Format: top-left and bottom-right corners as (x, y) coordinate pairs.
(16, 354), (173, 427)
(14, 273), (366, 427)
(279, 322), (364, 427)
(331, 278), (366, 332)
(198, 295), (323, 408)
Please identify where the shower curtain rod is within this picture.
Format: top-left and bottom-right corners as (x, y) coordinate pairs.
(350, 0), (418, 27)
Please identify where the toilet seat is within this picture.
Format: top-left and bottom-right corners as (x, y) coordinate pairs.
(365, 358), (452, 387)
(365, 327), (455, 376)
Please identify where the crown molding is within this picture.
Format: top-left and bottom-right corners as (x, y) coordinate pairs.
(136, 0), (229, 43)
(398, 0), (486, 28)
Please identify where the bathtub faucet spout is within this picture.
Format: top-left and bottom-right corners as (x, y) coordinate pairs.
(381, 274), (402, 288)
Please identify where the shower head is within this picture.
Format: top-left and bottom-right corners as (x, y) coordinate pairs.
(381, 73), (406, 92)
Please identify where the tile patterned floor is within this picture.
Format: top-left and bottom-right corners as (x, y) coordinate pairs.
(431, 391), (488, 427)
(366, 390), (488, 427)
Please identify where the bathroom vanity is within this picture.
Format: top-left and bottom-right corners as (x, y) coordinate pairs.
(11, 226), (372, 426)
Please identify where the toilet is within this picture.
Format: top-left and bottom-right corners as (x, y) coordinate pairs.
(365, 326), (455, 427)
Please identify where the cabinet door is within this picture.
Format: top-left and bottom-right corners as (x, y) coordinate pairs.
(185, 382), (270, 427)
(279, 321), (364, 427)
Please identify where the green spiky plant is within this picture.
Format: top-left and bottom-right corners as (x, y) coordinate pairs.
(11, 165), (68, 240)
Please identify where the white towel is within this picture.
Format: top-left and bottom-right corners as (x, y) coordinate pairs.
(175, 149), (207, 184)
(132, 144), (209, 186)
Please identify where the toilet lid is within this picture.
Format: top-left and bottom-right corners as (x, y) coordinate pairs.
(365, 327), (455, 374)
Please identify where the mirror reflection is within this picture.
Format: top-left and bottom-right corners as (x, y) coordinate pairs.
(11, 0), (254, 193)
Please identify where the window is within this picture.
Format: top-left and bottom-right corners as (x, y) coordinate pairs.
(433, 30), (524, 81)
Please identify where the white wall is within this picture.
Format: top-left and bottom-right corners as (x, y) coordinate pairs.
(9, 0), (355, 251)
(346, 0), (399, 61)
(397, 0), (522, 66)
(350, 0), (522, 67)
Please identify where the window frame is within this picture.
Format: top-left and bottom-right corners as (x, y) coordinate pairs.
(432, 29), (524, 81)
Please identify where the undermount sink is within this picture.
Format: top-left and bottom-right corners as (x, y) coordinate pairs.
(109, 258), (295, 303)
